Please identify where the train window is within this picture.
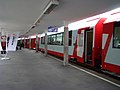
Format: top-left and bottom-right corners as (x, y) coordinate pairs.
(51, 34), (57, 45)
(48, 35), (52, 45)
(113, 26), (120, 48)
(41, 37), (45, 44)
(44, 32), (70, 46)
(56, 33), (63, 45)
(78, 33), (84, 47)
(69, 31), (72, 46)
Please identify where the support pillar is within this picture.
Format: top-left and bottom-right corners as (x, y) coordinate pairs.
(44, 32), (48, 56)
(29, 37), (31, 49)
(24, 37), (26, 48)
(63, 22), (69, 66)
(36, 34), (39, 52)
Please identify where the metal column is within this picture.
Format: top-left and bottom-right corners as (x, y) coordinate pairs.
(44, 32), (48, 56)
(29, 37), (31, 49)
(36, 34), (39, 52)
(63, 23), (69, 66)
(24, 37), (26, 48)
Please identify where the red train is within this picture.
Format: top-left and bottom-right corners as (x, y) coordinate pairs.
(23, 8), (120, 75)
(21, 34), (40, 50)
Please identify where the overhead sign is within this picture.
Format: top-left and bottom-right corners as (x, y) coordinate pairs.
(48, 26), (58, 32)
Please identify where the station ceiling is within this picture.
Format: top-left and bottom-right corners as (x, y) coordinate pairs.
(0, 0), (120, 36)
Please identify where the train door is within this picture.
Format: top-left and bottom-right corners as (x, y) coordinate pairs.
(84, 29), (93, 65)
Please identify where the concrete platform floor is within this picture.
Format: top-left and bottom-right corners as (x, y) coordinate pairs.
(0, 49), (119, 90)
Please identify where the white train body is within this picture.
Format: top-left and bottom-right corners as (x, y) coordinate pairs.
(38, 8), (120, 75)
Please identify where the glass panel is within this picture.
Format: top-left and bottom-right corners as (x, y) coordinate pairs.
(41, 37), (45, 44)
(51, 34), (56, 45)
(56, 33), (63, 45)
(78, 33), (84, 47)
(48, 35), (52, 45)
(113, 27), (120, 48)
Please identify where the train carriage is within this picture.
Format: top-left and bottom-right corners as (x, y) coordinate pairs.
(25, 38), (29, 48)
(102, 21), (120, 74)
(30, 35), (36, 50)
(38, 8), (120, 75)
(39, 27), (77, 58)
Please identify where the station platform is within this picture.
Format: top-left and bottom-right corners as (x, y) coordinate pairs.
(0, 49), (119, 90)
